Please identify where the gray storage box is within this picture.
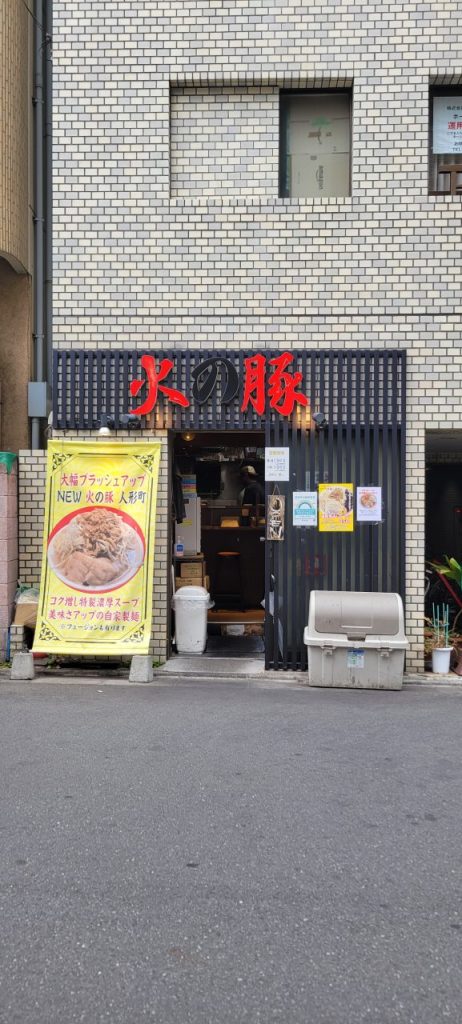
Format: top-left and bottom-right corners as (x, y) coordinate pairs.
(304, 591), (408, 691)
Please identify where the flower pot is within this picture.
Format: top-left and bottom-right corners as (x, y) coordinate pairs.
(431, 647), (452, 674)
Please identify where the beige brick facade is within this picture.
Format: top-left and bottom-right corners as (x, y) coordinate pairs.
(36, 1), (462, 668)
(0, 0), (31, 274)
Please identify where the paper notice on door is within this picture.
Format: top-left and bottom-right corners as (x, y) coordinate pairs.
(357, 487), (382, 522)
(293, 491), (317, 527)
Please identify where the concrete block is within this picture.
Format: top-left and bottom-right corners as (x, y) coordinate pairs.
(10, 652), (35, 680)
(0, 558), (19, 584)
(129, 655), (153, 683)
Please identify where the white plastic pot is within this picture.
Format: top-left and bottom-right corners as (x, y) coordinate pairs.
(431, 647), (452, 674)
(172, 585), (214, 655)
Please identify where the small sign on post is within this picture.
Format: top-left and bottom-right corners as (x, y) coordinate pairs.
(267, 493), (285, 541)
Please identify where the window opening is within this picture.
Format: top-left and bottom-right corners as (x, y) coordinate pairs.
(280, 90), (352, 198)
(429, 88), (462, 195)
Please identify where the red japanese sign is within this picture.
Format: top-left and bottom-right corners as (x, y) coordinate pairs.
(129, 352), (309, 418)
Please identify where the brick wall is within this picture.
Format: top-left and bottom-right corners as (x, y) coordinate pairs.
(170, 87), (279, 198)
(0, 0), (31, 273)
(0, 461), (18, 658)
(18, 450), (46, 589)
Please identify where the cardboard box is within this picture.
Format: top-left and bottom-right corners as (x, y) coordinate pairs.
(13, 603), (38, 628)
(175, 573), (210, 591)
(180, 562), (204, 579)
(289, 116), (350, 156)
(289, 151), (350, 198)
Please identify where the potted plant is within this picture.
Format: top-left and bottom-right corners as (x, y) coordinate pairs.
(430, 556), (462, 590)
(425, 604), (453, 673)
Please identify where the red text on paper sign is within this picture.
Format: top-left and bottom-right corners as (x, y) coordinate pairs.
(129, 352), (309, 418)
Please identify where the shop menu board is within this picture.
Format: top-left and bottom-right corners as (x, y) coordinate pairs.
(318, 483), (354, 532)
(33, 440), (161, 655)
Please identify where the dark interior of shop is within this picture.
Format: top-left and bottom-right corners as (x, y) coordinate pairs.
(425, 431), (462, 642)
(172, 431), (266, 655)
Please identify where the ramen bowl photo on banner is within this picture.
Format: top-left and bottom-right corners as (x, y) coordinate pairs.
(33, 440), (161, 656)
(318, 483), (354, 532)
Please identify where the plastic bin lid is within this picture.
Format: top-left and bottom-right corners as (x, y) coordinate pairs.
(311, 591), (402, 637)
(172, 586), (210, 602)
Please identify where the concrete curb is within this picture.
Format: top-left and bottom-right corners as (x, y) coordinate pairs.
(2, 664), (462, 689)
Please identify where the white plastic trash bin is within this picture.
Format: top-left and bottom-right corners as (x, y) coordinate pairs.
(304, 591), (408, 690)
(172, 586), (214, 655)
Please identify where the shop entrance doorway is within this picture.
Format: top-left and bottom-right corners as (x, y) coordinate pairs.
(425, 431), (462, 660)
(171, 430), (266, 659)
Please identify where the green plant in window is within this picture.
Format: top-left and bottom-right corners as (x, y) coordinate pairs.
(430, 556), (462, 589)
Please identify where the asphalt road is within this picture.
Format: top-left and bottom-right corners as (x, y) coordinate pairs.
(1, 677), (462, 1024)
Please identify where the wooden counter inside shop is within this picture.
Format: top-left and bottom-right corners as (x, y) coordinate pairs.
(202, 526), (265, 608)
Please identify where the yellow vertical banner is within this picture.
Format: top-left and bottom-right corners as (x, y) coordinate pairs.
(33, 440), (161, 655)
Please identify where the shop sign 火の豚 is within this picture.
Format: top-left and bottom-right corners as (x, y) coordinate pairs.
(129, 352), (310, 419)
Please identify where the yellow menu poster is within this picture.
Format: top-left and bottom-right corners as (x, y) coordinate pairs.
(33, 440), (161, 655)
(318, 483), (354, 532)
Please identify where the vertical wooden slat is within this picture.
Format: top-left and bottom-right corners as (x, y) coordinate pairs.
(95, 351), (103, 426)
(381, 352), (389, 592)
(302, 351), (316, 671)
(399, 353), (406, 603)
(354, 353), (362, 591)
(52, 349), (59, 429)
(326, 352), (335, 589)
(363, 351), (371, 590)
(68, 352), (76, 430)
(317, 351), (326, 601)
(345, 351), (353, 590)
(264, 404), (272, 669)
(336, 352), (344, 592)
(122, 351), (130, 416)
(281, 409), (289, 670)
(113, 350), (120, 429)
(78, 351), (85, 430)
(391, 352), (399, 595)
(372, 352), (380, 590)
(87, 352), (94, 428)
(104, 351), (111, 423)
(60, 351), (68, 429)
